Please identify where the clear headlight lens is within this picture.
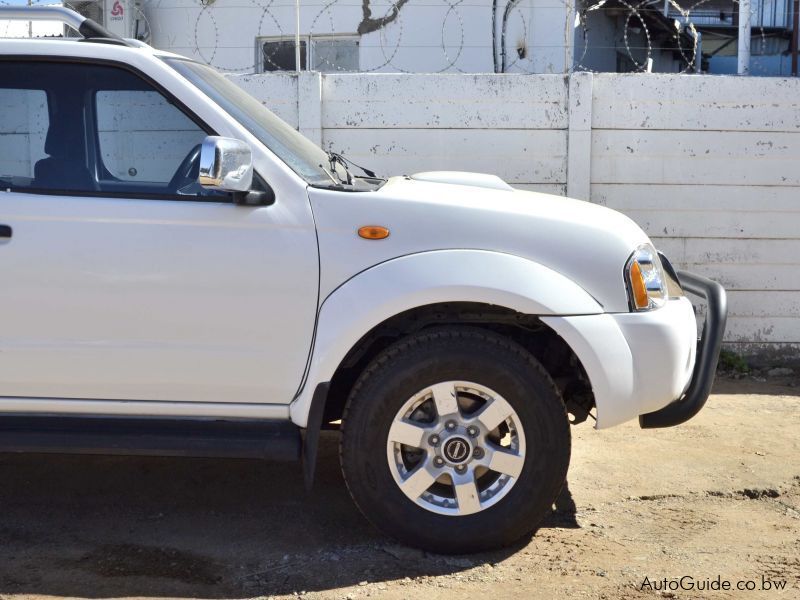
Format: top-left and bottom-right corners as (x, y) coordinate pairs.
(625, 244), (666, 311)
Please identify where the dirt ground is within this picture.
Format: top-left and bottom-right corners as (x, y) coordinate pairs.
(0, 376), (798, 600)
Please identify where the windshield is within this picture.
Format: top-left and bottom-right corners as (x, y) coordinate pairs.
(164, 58), (333, 186)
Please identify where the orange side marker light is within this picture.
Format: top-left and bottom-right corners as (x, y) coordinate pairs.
(358, 225), (390, 240)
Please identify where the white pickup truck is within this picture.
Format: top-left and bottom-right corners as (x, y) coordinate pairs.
(0, 6), (726, 554)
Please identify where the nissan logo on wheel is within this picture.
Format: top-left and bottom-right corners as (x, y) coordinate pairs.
(443, 437), (470, 463)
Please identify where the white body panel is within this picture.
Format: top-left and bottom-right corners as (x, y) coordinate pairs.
(409, 171), (515, 191)
(0, 192), (317, 404)
(308, 178), (650, 311)
(0, 398), (289, 419)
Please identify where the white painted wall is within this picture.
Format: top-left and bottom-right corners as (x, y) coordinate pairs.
(228, 71), (800, 362)
(142, 0), (571, 74)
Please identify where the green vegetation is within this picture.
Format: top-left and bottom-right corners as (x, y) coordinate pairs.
(718, 349), (750, 374)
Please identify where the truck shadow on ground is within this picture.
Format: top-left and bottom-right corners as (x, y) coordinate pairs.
(0, 432), (578, 598)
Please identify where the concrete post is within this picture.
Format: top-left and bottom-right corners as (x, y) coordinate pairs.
(563, 0), (576, 74)
(566, 71), (593, 201)
(298, 71), (323, 147)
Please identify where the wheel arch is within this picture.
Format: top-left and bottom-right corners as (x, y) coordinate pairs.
(290, 250), (602, 428)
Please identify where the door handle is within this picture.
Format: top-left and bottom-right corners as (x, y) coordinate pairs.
(0, 225), (12, 240)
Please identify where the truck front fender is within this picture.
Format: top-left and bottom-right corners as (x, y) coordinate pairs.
(290, 249), (603, 426)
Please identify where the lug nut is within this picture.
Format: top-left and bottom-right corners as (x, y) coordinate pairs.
(433, 456), (445, 468)
(454, 464), (467, 474)
(467, 425), (480, 438)
(473, 447), (485, 459)
(445, 420), (457, 431)
(428, 434), (440, 446)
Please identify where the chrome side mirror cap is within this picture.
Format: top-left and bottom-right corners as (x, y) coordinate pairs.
(198, 136), (254, 193)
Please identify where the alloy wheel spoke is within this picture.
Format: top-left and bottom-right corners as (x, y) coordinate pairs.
(399, 463), (437, 499)
(475, 397), (512, 432)
(430, 382), (459, 418)
(453, 472), (482, 515)
(388, 419), (429, 448)
(488, 447), (525, 478)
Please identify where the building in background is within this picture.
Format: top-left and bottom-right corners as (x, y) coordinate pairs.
(2, 0), (797, 75)
(574, 0), (698, 73)
(574, 0), (796, 75)
(134, 0), (574, 74)
(666, 0), (795, 75)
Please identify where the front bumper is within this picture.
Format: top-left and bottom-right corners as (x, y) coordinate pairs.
(638, 271), (728, 428)
(541, 270), (726, 430)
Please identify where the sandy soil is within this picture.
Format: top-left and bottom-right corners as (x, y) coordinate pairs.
(0, 376), (798, 600)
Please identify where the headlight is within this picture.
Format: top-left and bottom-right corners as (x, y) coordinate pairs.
(625, 244), (666, 311)
(657, 251), (685, 299)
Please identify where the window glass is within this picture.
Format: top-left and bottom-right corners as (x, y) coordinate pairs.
(0, 61), (227, 201)
(96, 90), (204, 183)
(258, 37), (359, 73)
(262, 39), (307, 72)
(0, 89), (49, 185)
(311, 38), (359, 72)
(167, 58), (332, 186)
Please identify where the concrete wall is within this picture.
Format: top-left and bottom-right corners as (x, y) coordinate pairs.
(229, 71), (800, 362)
(589, 74), (800, 362)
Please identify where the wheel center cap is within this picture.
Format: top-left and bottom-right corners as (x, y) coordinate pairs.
(442, 436), (471, 464)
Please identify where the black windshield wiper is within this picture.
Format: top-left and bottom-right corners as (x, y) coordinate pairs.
(328, 151), (377, 180)
(327, 152), (352, 185)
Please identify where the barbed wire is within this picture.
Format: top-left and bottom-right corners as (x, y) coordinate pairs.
(0, 0), (790, 75)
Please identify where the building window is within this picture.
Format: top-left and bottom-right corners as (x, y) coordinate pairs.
(258, 36), (359, 72)
(311, 37), (359, 71)
(261, 38), (308, 72)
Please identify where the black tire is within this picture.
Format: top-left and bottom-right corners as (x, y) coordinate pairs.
(340, 326), (571, 554)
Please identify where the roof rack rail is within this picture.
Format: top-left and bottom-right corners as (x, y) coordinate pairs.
(0, 5), (124, 43)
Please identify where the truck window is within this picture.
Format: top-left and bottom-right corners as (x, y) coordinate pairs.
(0, 88), (49, 187)
(0, 60), (228, 202)
(95, 89), (204, 185)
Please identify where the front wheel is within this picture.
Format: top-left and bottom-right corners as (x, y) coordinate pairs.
(340, 327), (571, 554)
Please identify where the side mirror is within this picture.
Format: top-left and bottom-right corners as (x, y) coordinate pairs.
(198, 136), (254, 193)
